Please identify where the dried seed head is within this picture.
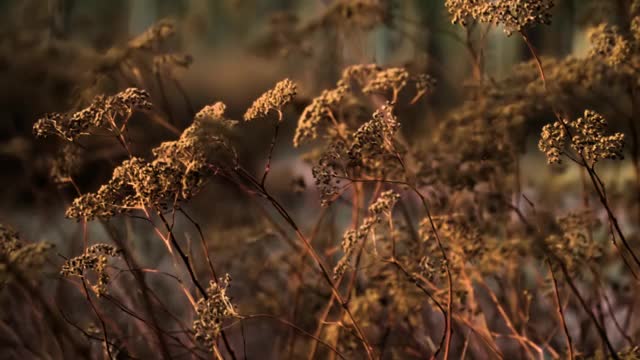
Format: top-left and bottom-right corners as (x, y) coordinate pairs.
(368, 190), (400, 218)
(33, 88), (151, 141)
(445, 0), (554, 35)
(545, 211), (603, 274)
(195, 102), (238, 130)
(61, 244), (121, 297)
(193, 275), (238, 349)
(571, 110), (624, 163)
(244, 79), (297, 121)
(0, 226), (53, 284)
(414, 73), (437, 96)
(588, 23), (630, 66)
(362, 67), (409, 96)
(538, 120), (567, 164)
(66, 106), (237, 221)
(539, 110), (624, 165)
(293, 83), (348, 147)
(348, 103), (399, 166)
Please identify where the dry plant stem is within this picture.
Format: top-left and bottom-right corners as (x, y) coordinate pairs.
(521, 31), (640, 273)
(213, 344), (224, 360)
(100, 294), (204, 358)
(261, 110), (282, 187)
(589, 267), (635, 346)
(287, 207), (330, 359)
(156, 212), (238, 360)
(113, 267), (194, 337)
(158, 211), (207, 299)
(336, 176), (454, 359)
(154, 72), (176, 126)
(328, 184), (375, 354)
(179, 208), (218, 280)
(477, 280), (538, 359)
(603, 291), (634, 346)
(4, 260), (90, 357)
(546, 260), (574, 360)
(234, 169), (375, 359)
(385, 258), (448, 359)
(57, 304), (122, 353)
(555, 259), (619, 360)
(101, 222), (172, 359)
(306, 185), (375, 360)
(80, 279), (113, 359)
(240, 314), (347, 360)
(171, 75), (196, 119)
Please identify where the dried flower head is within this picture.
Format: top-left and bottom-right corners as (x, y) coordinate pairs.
(445, 0), (554, 35)
(61, 244), (122, 297)
(545, 211), (603, 274)
(244, 79), (297, 121)
(333, 191), (399, 279)
(368, 190), (400, 217)
(588, 24), (630, 66)
(413, 73), (437, 100)
(571, 110), (624, 162)
(66, 104), (237, 221)
(362, 67), (409, 98)
(340, 63), (381, 86)
(539, 110), (623, 164)
(312, 140), (348, 205)
(293, 83), (348, 147)
(632, 17), (640, 44)
(193, 274), (239, 349)
(33, 88), (151, 141)
(0, 225), (53, 280)
(195, 102), (238, 130)
(348, 103), (400, 167)
(539, 120), (567, 164)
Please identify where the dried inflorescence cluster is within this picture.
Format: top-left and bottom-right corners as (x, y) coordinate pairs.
(348, 103), (400, 167)
(244, 79), (297, 121)
(294, 84), (348, 147)
(445, 0), (554, 35)
(545, 211), (603, 274)
(312, 141), (348, 204)
(362, 67), (408, 98)
(588, 23), (631, 67)
(333, 190), (400, 279)
(417, 215), (499, 311)
(67, 103), (237, 220)
(293, 64), (431, 147)
(311, 104), (403, 205)
(539, 110), (624, 165)
(61, 244), (122, 297)
(301, 65), (431, 205)
(0, 224), (53, 284)
(193, 275), (238, 349)
(33, 88), (152, 141)
(539, 120), (566, 164)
